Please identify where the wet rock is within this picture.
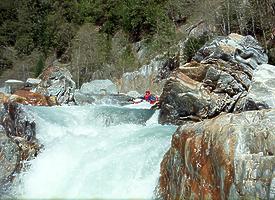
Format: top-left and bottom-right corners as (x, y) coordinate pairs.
(127, 91), (141, 98)
(0, 126), (19, 186)
(34, 66), (75, 105)
(157, 109), (275, 199)
(159, 34), (269, 124)
(4, 80), (24, 94)
(13, 90), (57, 106)
(74, 90), (132, 106)
(0, 103), (40, 190)
(74, 90), (95, 105)
(0, 90), (57, 106)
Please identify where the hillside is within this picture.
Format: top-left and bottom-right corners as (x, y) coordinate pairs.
(0, 0), (275, 86)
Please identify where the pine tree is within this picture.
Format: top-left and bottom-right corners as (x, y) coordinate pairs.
(34, 56), (45, 77)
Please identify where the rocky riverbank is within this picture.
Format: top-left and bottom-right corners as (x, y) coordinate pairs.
(156, 33), (275, 199)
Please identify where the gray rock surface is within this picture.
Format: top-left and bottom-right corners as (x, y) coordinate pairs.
(159, 34), (270, 124)
(80, 79), (118, 95)
(34, 66), (75, 105)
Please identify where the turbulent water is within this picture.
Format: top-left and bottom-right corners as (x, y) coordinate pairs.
(12, 104), (176, 199)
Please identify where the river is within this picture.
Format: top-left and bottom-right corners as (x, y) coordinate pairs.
(11, 104), (176, 199)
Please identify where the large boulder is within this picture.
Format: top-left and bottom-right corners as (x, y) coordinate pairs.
(193, 33), (268, 68)
(80, 79), (118, 95)
(157, 109), (275, 200)
(34, 66), (75, 105)
(75, 79), (133, 105)
(159, 34), (269, 124)
(4, 80), (24, 94)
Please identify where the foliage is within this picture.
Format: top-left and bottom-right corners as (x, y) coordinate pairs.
(183, 35), (209, 62)
(34, 56), (45, 77)
(15, 35), (35, 55)
(0, 0), (179, 55)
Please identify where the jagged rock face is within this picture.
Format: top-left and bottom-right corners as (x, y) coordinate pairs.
(193, 33), (268, 68)
(0, 103), (40, 190)
(157, 109), (275, 200)
(159, 34), (269, 124)
(34, 66), (76, 105)
(0, 126), (19, 186)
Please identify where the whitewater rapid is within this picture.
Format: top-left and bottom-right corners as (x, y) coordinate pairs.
(13, 105), (176, 199)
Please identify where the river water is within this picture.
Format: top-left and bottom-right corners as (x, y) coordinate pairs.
(12, 104), (176, 199)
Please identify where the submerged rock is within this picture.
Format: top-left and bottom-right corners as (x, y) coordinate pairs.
(34, 66), (75, 105)
(157, 109), (275, 199)
(159, 34), (269, 124)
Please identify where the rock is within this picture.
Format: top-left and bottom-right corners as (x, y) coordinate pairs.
(235, 64), (275, 110)
(159, 34), (270, 124)
(74, 90), (95, 105)
(25, 78), (41, 89)
(74, 90), (133, 106)
(0, 90), (57, 106)
(80, 79), (118, 95)
(4, 80), (24, 94)
(157, 109), (275, 199)
(0, 126), (19, 186)
(187, 20), (214, 38)
(127, 90), (141, 98)
(75, 79), (134, 105)
(0, 103), (40, 190)
(193, 33), (268, 68)
(117, 56), (166, 95)
(13, 90), (57, 106)
(34, 66), (75, 105)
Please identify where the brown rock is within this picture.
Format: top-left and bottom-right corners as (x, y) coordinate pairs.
(157, 109), (275, 199)
(13, 90), (57, 106)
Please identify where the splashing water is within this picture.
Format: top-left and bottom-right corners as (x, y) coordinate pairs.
(12, 105), (176, 199)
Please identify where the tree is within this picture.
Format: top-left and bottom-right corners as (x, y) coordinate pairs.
(34, 56), (45, 77)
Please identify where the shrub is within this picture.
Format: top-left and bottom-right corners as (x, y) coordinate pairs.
(183, 35), (209, 62)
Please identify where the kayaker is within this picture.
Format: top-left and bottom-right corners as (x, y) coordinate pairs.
(143, 90), (158, 104)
